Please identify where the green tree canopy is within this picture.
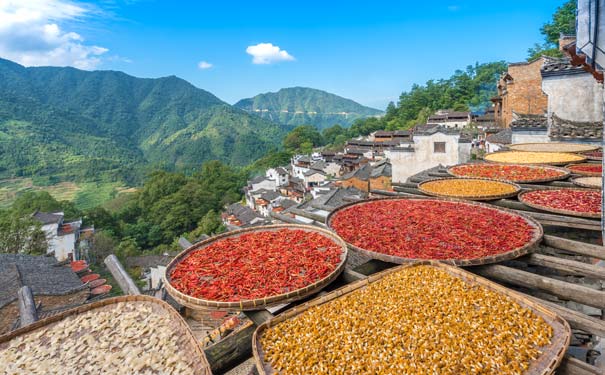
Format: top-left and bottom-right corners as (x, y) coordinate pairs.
(527, 0), (577, 60)
(283, 125), (323, 152)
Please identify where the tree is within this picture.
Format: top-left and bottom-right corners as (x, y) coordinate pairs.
(115, 237), (140, 260)
(283, 125), (323, 152)
(84, 207), (119, 236)
(187, 210), (225, 240)
(527, 0), (577, 60)
(0, 212), (47, 255)
(89, 231), (116, 264)
(322, 124), (347, 145)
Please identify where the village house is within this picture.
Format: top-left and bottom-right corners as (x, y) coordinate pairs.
(125, 253), (179, 291)
(222, 203), (269, 229)
(491, 57), (549, 127)
(386, 126), (472, 183)
(291, 155), (312, 179)
(426, 110), (472, 128)
(32, 211), (91, 262)
(265, 167), (289, 187)
(485, 128), (512, 153)
(339, 159), (392, 192)
(0, 253), (89, 334)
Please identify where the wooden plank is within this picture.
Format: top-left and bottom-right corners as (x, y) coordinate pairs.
(104, 254), (141, 295)
(392, 186), (428, 196)
(204, 323), (256, 374)
(473, 265), (605, 310)
(269, 211), (313, 226)
(525, 295), (605, 338)
(341, 269), (367, 284)
(557, 355), (603, 375)
(244, 310), (273, 326)
(543, 235), (605, 260)
(309, 202), (335, 212)
(17, 286), (38, 328)
(520, 253), (605, 280)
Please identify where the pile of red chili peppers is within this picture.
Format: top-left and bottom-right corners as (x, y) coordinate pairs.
(169, 229), (343, 302)
(330, 199), (537, 260)
(582, 150), (602, 159)
(522, 189), (601, 215)
(450, 164), (565, 182)
(568, 163), (602, 174)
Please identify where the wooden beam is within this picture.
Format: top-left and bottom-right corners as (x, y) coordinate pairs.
(270, 211), (310, 225)
(473, 265), (605, 310)
(309, 202), (335, 212)
(557, 355), (603, 375)
(204, 323), (256, 374)
(525, 295), (605, 338)
(17, 286), (38, 328)
(341, 269), (367, 284)
(543, 235), (605, 260)
(520, 253), (605, 280)
(104, 254), (141, 295)
(392, 186), (428, 196)
(244, 310), (274, 326)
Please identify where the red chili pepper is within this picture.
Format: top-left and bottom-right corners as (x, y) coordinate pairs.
(169, 229), (342, 302)
(330, 199), (538, 261)
(522, 189), (601, 214)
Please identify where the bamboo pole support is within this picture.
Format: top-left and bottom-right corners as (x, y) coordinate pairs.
(104, 254), (141, 295)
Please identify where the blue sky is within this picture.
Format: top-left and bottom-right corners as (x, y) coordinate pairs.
(0, 0), (566, 109)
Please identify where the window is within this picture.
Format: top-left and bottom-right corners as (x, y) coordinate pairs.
(434, 142), (446, 153)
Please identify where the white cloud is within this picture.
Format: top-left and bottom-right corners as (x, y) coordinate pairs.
(197, 60), (213, 69)
(0, 0), (109, 69)
(246, 43), (294, 65)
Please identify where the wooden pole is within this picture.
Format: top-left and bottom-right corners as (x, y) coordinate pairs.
(557, 355), (603, 375)
(17, 286), (38, 328)
(473, 265), (605, 310)
(104, 254), (141, 295)
(520, 253), (605, 279)
(543, 235), (605, 260)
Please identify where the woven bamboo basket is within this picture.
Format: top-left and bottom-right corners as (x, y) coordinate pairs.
(163, 224), (348, 311)
(0, 295), (211, 374)
(581, 151), (602, 161)
(518, 188), (602, 219)
(484, 151), (586, 166)
(509, 142), (599, 153)
(565, 163), (602, 177)
(447, 163), (571, 183)
(572, 176), (602, 189)
(326, 196), (543, 267)
(253, 262), (571, 375)
(418, 177), (521, 201)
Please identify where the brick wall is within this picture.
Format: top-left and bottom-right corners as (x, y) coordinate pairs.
(497, 58), (548, 127)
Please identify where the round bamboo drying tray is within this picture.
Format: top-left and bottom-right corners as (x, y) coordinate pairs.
(0, 295), (211, 375)
(565, 163), (602, 177)
(484, 151), (586, 166)
(572, 177), (602, 189)
(253, 262), (571, 375)
(418, 177), (521, 201)
(518, 188), (602, 219)
(447, 163), (571, 183)
(163, 224), (348, 311)
(509, 142), (599, 153)
(581, 150), (602, 161)
(326, 196), (543, 267)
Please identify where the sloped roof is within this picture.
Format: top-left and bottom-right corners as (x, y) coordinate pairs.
(274, 167), (288, 175)
(250, 175), (271, 185)
(304, 169), (326, 177)
(541, 57), (586, 77)
(486, 129), (512, 145)
(510, 113), (547, 130)
(550, 113), (602, 140)
(370, 160), (392, 178)
(310, 161), (328, 171)
(321, 187), (367, 208)
(260, 190), (281, 201)
(342, 164), (372, 181)
(277, 199), (298, 209)
(0, 254), (85, 309)
(32, 211), (63, 225)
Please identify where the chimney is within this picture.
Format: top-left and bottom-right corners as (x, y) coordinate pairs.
(558, 34), (576, 51)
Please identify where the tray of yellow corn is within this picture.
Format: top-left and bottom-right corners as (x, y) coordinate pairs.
(484, 151), (585, 165)
(508, 142), (599, 153)
(418, 177), (521, 201)
(0, 295), (211, 375)
(253, 262), (570, 375)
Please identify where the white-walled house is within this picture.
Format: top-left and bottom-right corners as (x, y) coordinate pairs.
(266, 167), (289, 187)
(303, 169), (327, 188)
(386, 127), (472, 183)
(427, 110), (472, 128)
(291, 155), (312, 179)
(33, 211), (85, 262)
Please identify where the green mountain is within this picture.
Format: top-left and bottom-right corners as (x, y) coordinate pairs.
(0, 58), (290, 183)
(234, 87), (383, 130)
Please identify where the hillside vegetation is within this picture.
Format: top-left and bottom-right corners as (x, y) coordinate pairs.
(235, 87), (382, 130)
(0, 58), (290, 184)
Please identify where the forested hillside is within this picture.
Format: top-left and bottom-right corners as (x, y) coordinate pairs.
(235, 87), (382, 130)
(0, 58), (290, 183)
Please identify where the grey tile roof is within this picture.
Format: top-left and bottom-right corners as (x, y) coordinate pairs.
(260, 191), (281, 201)
(274, 167), (288, 175)
(550, 113), (602, 140)
(541, 57), (586, 77)
(0, 254), (85, 308)
(310, 161), (328, 171)
(32, 211), (63, 225)
(304, 169), (326, 177)
(486, 129), (512, 144)
(250, 175), (271, 184)
(510, 113), (547, 130)
(407, 165), (445, 183)
(321, 187), (367, 208)
(277, 199), (298, 209)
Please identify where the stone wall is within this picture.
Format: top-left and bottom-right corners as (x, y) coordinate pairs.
(542, 73), (603, 123)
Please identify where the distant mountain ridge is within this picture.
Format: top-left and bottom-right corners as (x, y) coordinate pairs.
(235, 87), (383, 130)
(0, 58), (290, 183)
